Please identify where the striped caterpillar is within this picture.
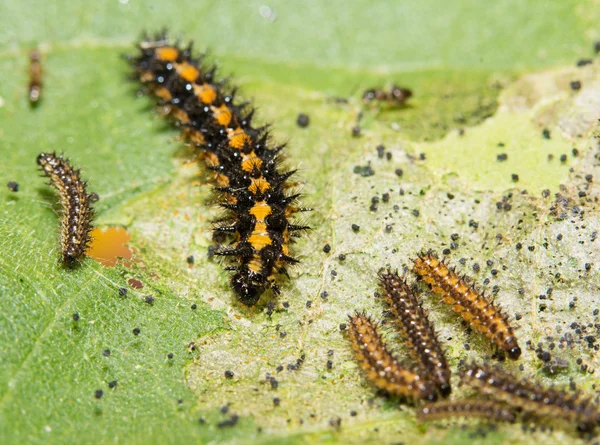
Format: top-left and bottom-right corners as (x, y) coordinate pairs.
(461, 363), (599, 433)
(37, 152), (95, 267)
(412, 252), (521, 360)
(379, 270), (451, 397)
(418, 399), (517, 424)
(347, 312), (438, 402)
(128, 31), (309, 305)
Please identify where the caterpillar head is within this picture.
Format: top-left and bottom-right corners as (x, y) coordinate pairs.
(504, 337), (522, 360)
(231, 269), (268, 306)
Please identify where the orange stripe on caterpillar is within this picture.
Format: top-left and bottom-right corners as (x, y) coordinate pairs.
(461, 363), (599, 433)
(174, 61), (200, 83)
(418, 400), (517, 424)
(227, 128), (252, 149)
(37, 152), (96, 267)
(240, 153), (263, 172)
(248, 177), (270, 194)
(192, 83), (218, 105)
(379, 270), (451, 397)
(212, 104), (233, 127)
(347, 312), (438, 402)
(155, 46), (179, 62)
(412, 252), (521, 360)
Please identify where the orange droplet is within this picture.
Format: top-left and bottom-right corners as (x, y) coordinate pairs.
(88, 227), (133, 267)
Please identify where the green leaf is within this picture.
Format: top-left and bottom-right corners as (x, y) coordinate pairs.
(2, 1), (600, 444)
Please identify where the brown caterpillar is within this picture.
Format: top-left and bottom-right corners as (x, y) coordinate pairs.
(347, 312), (438, 402)
(412, 252), (521, 360)
(29, 48), (43, 105)
(461, 363), (599, 433)
(362, 84), (412, 106)
(379, 270), (451, 397)
(37, 152), (95, 267)
(418, 399), (517, 424)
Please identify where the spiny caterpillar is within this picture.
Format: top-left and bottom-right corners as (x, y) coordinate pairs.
(347, 312), (438, 402)
(29, 48), (43, 105)
(412, 252), (521, 360)
(461, 363), (600, 433)
(379, 270), (451, 397)
(37, 152), (95, 267)
(128, 31), (309, 305)
(418, 400), (517, 424)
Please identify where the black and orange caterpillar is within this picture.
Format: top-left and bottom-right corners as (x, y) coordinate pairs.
(379, 270), (451, 397)
(128, 31), (309, 305)
(413, 252), (521, 360)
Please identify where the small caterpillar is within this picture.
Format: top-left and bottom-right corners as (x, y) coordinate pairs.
(418, 399), (517, 424)
(379, 270), (451, 397)
(347, 312), (438, 402)
(37, 152), (95, 267)
(461, 363), (599, 433)
(412, 252), (521, 360)
(29, 48), (43, 105)
(362, 84), (412, 106)
(129, 31), (309, 305)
